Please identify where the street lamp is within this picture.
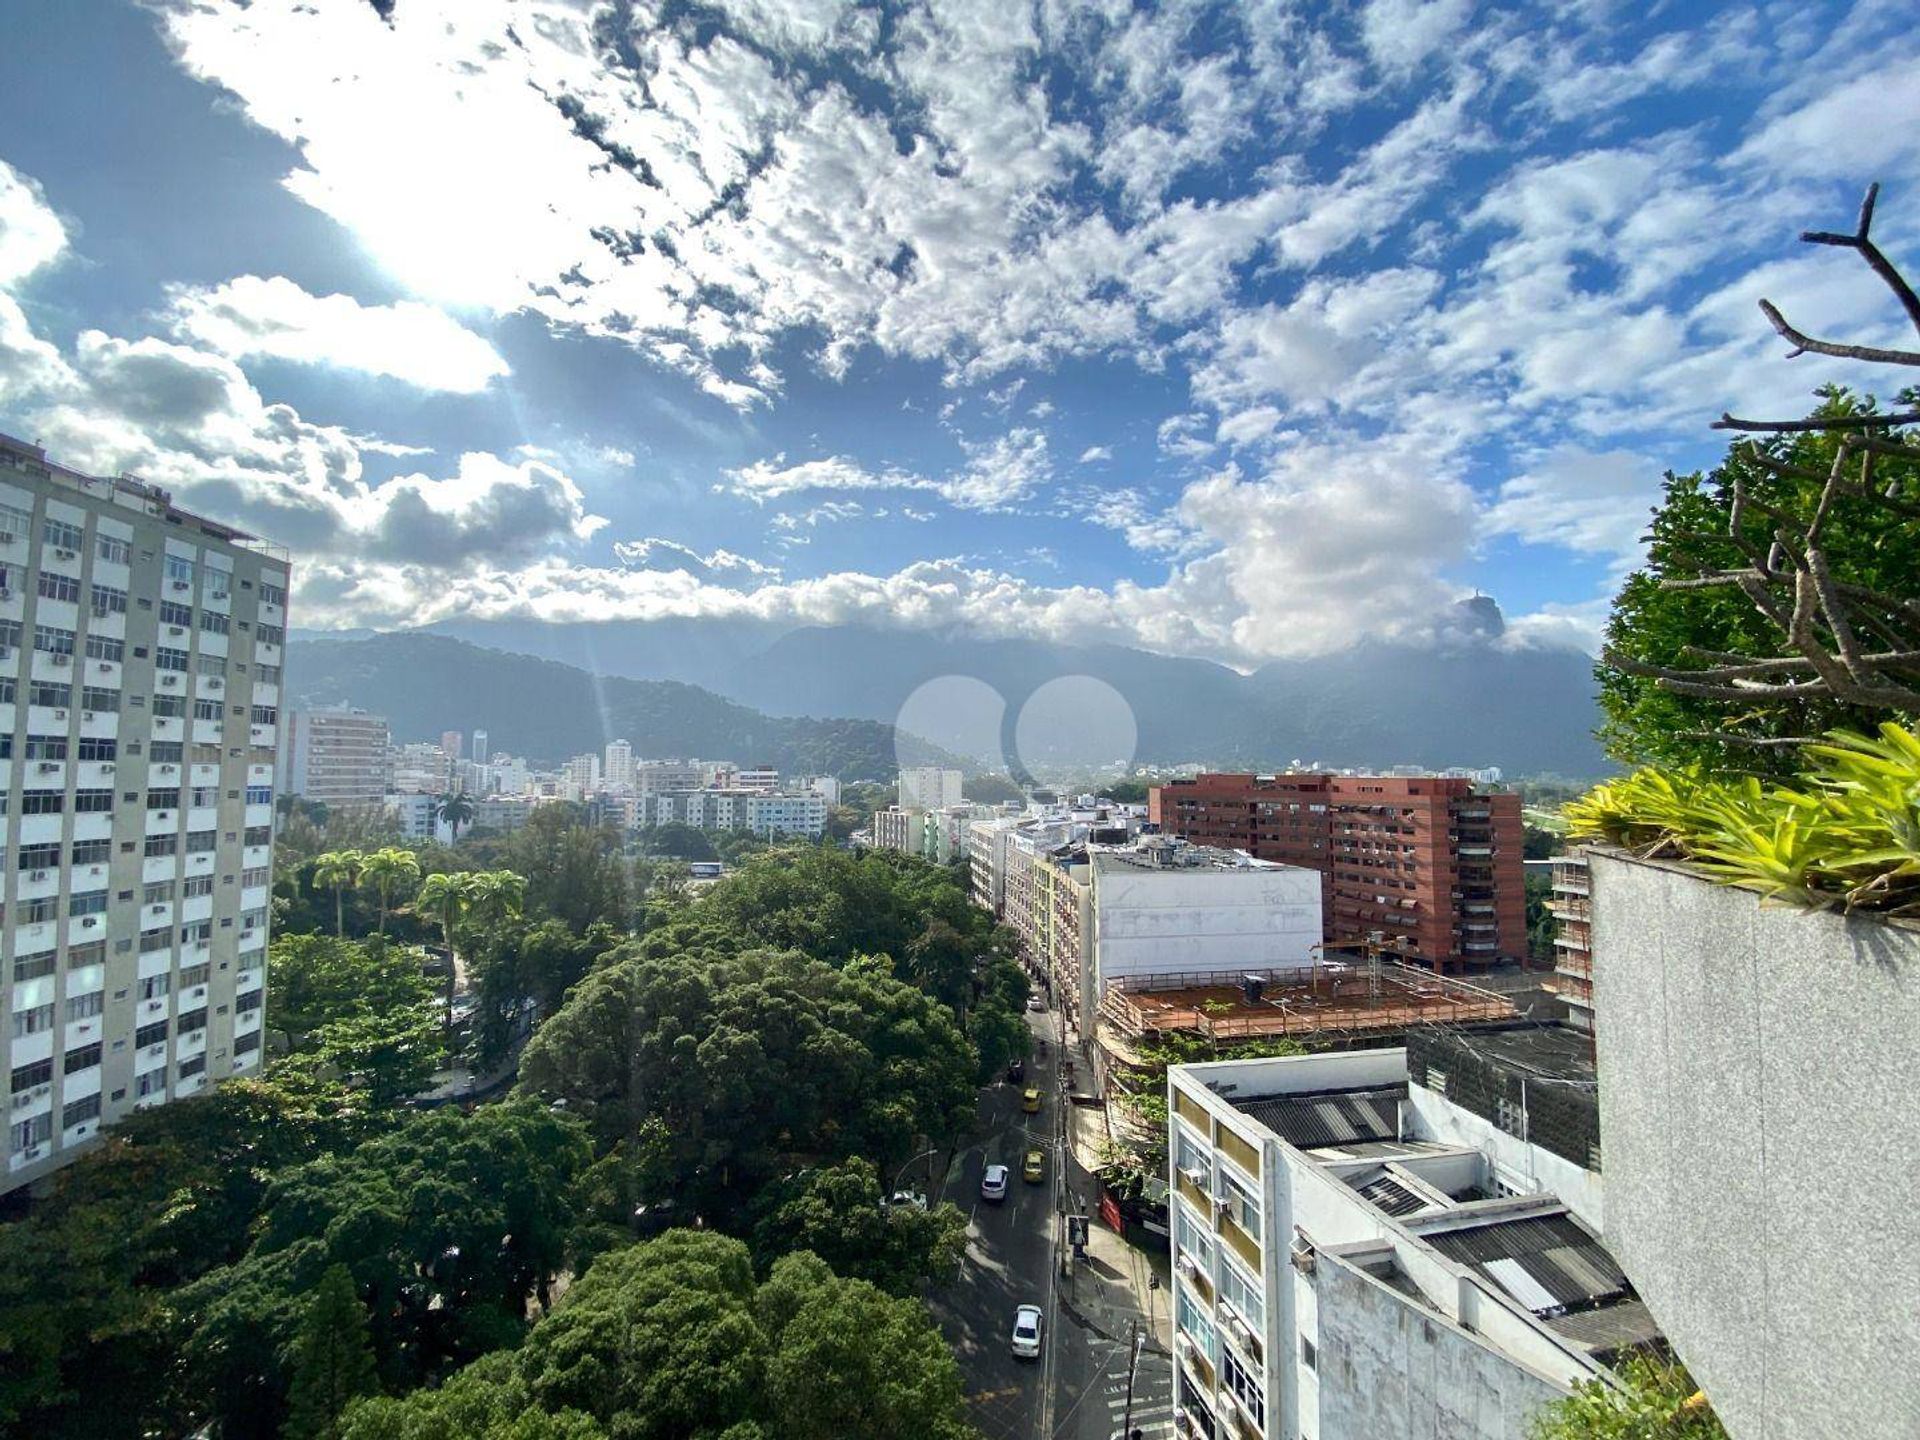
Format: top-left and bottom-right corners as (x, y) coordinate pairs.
(891, 1147), (941, 1200)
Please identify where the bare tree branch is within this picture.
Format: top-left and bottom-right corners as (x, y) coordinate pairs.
(1715, 410), (1920, 432)
(1800, 182), (1920, 339)
(1757, 300), (1920, 366)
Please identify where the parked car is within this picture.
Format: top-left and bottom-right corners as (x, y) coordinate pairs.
(888, 1190), (929, 1211)
(1005, 1059), (1025, 1083)
(1027, 995), (1046, 1012)
(1022, 1088), (1041, 1114)
(1023, 1149), (1045, 1183)
(980, 1163), (1010, 1202)
(1010, 1304), (1043, 1359)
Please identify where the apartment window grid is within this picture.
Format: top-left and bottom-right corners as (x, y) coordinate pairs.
(0, 464), (284, 1193)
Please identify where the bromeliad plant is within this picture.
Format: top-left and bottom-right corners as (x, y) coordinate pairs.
(1567, 722), (1920, 916)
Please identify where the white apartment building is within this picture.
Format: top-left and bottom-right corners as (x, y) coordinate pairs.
(471, 729), (489, 766)
(1166, 1027), (1639, 1440)
(283, 705), (389, 810)
(733, 764), (780, 794)
(564, 753), (601, 794)
(385, 791), (437, 841)
(473, 795), (534, 833)
(643, 787), (827, 838)
(390, 741), (450, 795)
(634, 759), (709, 794)
(0, 436), (284, 1193)
(603, 739), (634, 789)
(898, 765), (963, 811)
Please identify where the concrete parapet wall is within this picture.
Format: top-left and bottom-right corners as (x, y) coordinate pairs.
(1590, 849), (1920, 1440)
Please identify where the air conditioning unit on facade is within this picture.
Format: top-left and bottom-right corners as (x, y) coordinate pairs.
(52, 654), (69, 667)
(1176, 1255), (1199, 1281)
(171, 580), (189, 591)
(55, 548), (75, 560)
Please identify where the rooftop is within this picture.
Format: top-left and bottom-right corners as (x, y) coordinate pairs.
(1102, 960), (1516, 1045)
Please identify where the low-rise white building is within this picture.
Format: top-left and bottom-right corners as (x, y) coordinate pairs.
(1167, 1027), (1640, 1440)
(386, 791), (437, 840)
(898, 765), (963, 811)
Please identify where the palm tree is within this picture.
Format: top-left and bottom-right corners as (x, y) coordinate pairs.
(465, 869), (526, 933)
(311, 850), (365, 937)
(436, 791), (476, 843)
(358, 847), (422, 936)
(413, 870), (476, 1037)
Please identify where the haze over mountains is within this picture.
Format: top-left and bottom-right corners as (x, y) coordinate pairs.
(292, 597), (1607, 776)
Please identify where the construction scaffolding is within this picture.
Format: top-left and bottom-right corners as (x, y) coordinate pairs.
(1098, 949), (1517, 1049)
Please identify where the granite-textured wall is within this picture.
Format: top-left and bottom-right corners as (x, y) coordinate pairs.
(1314, 1252), (1563, 1440)
(1590, 850), (1920, 1440)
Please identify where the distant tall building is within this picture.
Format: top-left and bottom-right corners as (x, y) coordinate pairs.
(604, 738), (634, 789)
(1151, 772), (1526, 971)
(0, 435), (285, 1194)
(1546, 851), (1593, 1030)
(564, 753), (600, 793)
(898, 766), (963, 811)
(440, 729), (463, 762)
(471, 728), (489, 766)
(286, 706), (391, 810)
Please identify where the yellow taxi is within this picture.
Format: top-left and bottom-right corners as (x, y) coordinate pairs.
(1023, 1148), (1045, 1183)
(1022, 1087), (1041, 1114)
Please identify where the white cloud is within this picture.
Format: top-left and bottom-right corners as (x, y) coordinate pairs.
(165, 275), (509, 392)
(1082, 487), (1197, 556)
(613, 536), (781, 580)
(726, 427), (1049, 512)
(0, 160), (67, 290)
(1732, 56), (1920, 178)
(1078, 445), (1112, 463)
(1360, 0), (1472, 75)
(1481, 447), (1659, 563)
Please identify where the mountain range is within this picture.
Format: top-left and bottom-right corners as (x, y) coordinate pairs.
(289, 598), (1609, 776)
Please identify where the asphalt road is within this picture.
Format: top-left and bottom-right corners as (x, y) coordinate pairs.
(932, 1004), (1175, 1440)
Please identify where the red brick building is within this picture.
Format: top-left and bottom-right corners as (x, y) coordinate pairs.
(1148, 773), (1525, 971)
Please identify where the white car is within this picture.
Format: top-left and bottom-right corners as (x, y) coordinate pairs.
(1010, 1304), (1043, 1359)
(980, 1163), (1010, 1202)
(1027, 995), (1046, 1012)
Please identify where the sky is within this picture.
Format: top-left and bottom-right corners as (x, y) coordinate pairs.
(0, 0), (1917, 670)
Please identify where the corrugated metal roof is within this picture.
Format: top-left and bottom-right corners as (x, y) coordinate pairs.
(1351, 1170), (1432, 1217)
(1236, 1085), (1405, 1148)
(1423, 1213), (1627, 1312)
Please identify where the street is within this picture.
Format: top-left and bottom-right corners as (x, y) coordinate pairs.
(930, 1004), (1173, 1440)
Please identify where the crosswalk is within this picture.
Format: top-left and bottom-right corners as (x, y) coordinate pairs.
(1101, 1375), (1173, 1440)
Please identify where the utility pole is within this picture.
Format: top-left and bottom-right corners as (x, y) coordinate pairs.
(1120, 1318), (1146, 1440)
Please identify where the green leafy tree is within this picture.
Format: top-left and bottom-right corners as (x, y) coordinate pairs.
(268, 933), (437, 1050)
(505, 809), (629, 932)
(285, 1265), (379, 1440)
(747, 1159), (965, 1295)
(637, 821), (718, 861)
(359, 847), (422, 935)
(517, 946), (976, 1224)
(312, 850), (366, 937)
(179, 1102), (592, 1436)
(414, 870), (476, 1035)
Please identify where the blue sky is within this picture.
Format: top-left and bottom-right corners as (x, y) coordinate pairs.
(1, 0), (1916, 666)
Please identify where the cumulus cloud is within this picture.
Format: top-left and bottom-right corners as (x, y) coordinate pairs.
(1482, 447), (1661, 564)
(0, 160), (67, 290)
(165, 275), (509, 392)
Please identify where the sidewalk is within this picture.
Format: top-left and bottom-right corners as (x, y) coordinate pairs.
(1058, 1039), (1173, 1355)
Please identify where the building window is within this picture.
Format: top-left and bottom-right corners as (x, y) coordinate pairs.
(199, 610), (229, 636)
(36, 572), (83, 610)
(1300, 1337), (1316, 1371)
(192, 699), (222, 722)
(235, 1029), (262, 1056)
(159, 601), (193, 628)
(184, 874), (215, 898)
(186, 831), (218, 854)
(12, 951), (56, 983)
(12, 1004), (56, 1039)
(76, 737), (117, 762)
(149, 740), (184, 764)
(155, 647), (189, 673)
(256, 624), (284, 645)
(18, 842), (61, 871)
(259, 581), (286, 607)
(74, 789), (114, 813)
(10, 1113), (52, 1155)
(66, 991), (104, 1022)
(164, 554), (195, 587)
(151, 694), (185, 718)
(64, 1043), (102, 1074)
(84, 634), (125, 663)
(20, 791), (64, 815)
(143, 834), (177, 859)
(68, 891), (108, 918)
(135, 1019), (169, 1050)
(139, 973), (171, 1002)
(62, 1094), (101, 1130)
(246, 784), (272, 805)
(147, 788), (181, 811)
(33, 623), (75, 655)
(0, 501), (30, 542)
(41, 517), (84, 552)
(95, 534), (131, 564)
(138, 928), (173, 953)
(195, 652), (225, 678)
(28, 680), (71, 708)
(67, 940), (105, 968)
(24, 734), (67, 760)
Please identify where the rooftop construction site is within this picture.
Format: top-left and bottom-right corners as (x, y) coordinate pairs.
(1098, 953), (1517, 1051)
